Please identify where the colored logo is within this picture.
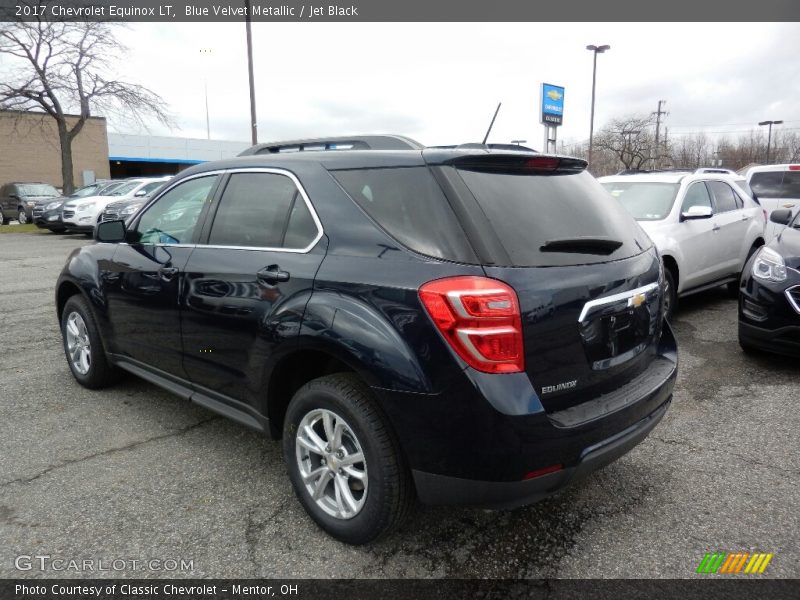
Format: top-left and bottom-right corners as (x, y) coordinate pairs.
(696, 552), (774, 574)
(546, 89), (563, 101)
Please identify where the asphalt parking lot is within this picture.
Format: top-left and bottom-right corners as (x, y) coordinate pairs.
(1, 231), (798, 579)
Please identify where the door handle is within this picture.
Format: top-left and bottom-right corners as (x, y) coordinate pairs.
(741, 215), (750, 221)
(159, 266), (179, 281)
(712, 224), (721, 232)
(257, 265), (290, 284)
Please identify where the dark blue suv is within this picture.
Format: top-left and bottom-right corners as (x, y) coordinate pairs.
(56, 135), (677, 544)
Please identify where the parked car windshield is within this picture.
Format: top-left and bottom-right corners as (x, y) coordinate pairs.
(18, 184), (59, 197)
(601, 181), (680, 221)
(109, 181), (141, 196)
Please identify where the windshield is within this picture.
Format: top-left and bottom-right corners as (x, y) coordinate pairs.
(110, 182), (141, 196)
(70, 184), (101, 198)
(96, 182), (126, 196)
(601, 181), (680, 221)
(18, 184), (59, 197)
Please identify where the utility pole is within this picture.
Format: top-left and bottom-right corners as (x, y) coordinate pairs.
(586, 44), (610, 170)
(652, 100), (667, 168)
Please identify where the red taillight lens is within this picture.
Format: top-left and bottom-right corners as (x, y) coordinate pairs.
(788, 165), (800, 171)
(419, 276), (524, 374)
(523, 157), (561, 171)
(523, 464), (563, 480)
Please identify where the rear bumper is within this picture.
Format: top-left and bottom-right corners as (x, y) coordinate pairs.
(374, 322), (677, 503)
(413, 398), (669, 508)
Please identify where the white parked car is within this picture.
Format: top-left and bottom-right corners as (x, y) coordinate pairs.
(742, 164), (800, 242)
(61, 177), (171, 234)
(599, 171), (766, 318)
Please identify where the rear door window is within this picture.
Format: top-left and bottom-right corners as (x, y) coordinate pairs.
(331, 166), (476, 262)
(707, 181), (738, 213)
(453, 169), (650, 267)
(208, 172), (319, 250)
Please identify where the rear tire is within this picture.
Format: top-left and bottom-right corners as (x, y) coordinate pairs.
(61, 295), (120, 389)
(283, 373), (414, 544)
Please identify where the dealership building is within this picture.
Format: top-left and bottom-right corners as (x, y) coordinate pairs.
(0, 109), (250, 189)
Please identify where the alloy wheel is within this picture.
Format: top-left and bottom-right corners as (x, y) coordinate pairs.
(18, 210), (28, 224)
(65, 312), (92, 375)
(295, 408), (368, 520)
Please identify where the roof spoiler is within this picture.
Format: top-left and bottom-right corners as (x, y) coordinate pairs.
(238, 134), (423, 156)
(444, 154), (587, 174)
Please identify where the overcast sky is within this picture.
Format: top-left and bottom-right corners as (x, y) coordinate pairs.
(111, 22), (800, 148)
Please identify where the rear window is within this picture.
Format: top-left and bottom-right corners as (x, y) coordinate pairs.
(600, 181), (679, 220)
(456, 169), (650, 267)
(331, 166), (476, 262)
(750, 171), (800, 199)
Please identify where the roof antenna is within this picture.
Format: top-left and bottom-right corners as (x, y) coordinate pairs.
(481, 102), (502, 145)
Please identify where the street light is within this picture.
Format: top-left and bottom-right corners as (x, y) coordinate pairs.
(245, 0), (258, 145)
(199, 48), (212, 140)
(758, 120), (783, 164)
(586, 44), (610, 171)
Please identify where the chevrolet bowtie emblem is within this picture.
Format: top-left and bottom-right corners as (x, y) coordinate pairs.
(629, 293), (646, 308)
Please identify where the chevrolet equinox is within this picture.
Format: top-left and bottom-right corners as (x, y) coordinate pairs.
(56, 135), (678, 544)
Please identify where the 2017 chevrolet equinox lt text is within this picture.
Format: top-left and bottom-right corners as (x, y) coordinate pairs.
(55, 135), (678, 544)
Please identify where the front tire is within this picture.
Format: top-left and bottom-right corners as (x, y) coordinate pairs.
(17, 208), (28, 224)
(663, 267), (677, 321)
(283, 373), (413, 544)
(61, 295), (119, 389)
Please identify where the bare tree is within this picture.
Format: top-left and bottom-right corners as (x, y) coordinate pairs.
(0, 10), (172, 193)
(592, 115), (658, 172)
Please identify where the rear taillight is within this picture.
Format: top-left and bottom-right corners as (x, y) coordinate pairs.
(788, 165), (800, 171)
(419, 276), (524, 374)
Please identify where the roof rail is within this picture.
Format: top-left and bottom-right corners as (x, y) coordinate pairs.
(238, 134), (423, 156)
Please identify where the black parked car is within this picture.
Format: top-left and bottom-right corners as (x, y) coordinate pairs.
(1, 182), (60, 224)
(739, 209), (800, 357)
(56, 135), (677, 544)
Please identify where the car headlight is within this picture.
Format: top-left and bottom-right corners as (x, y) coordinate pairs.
(752, 247), (787, 283)
(120, 205), (139, 216)
(25, 200), (36, 207)
(77, 202), (96, 212)
(45, 201), (61, 210)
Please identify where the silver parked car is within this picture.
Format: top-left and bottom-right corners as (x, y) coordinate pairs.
(599, 170), (767, 319)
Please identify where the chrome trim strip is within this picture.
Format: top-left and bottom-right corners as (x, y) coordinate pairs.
(578, 282), (660, 323)
(785, 285), (800, 315)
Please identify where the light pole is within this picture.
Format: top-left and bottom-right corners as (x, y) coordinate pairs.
(245, 0), (258, 145)
(758, 120), (783, 164)
(586, 44), (610, 171)
(199, 48), (212, 139)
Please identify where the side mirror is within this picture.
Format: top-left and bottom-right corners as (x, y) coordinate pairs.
(95, 219), (126, 243)
(134, 189), (148, 197)
(680, 205), (713, 221)
(770, 209), (792, 225)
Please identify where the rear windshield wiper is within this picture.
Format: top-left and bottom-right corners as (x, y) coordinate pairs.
(540, 237), (623, 255)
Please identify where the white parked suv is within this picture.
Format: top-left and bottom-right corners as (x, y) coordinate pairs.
(742, 164), (800, 242)
(61, 177), (171, 234)
(599, 170), (766, 319)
